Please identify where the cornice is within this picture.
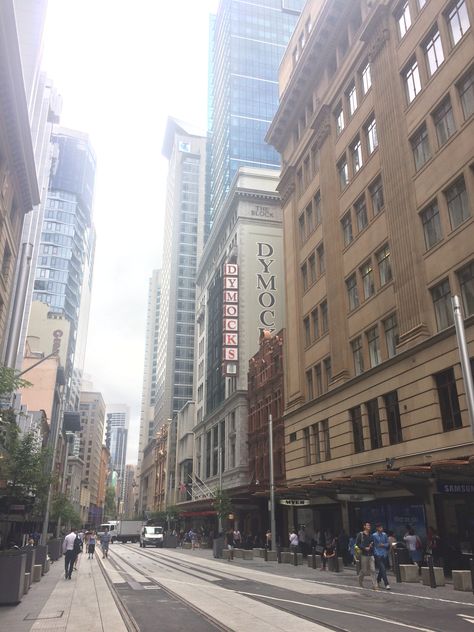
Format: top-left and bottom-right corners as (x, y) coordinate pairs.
(276, 165), (296, 206)
(360, 4), (390, 62)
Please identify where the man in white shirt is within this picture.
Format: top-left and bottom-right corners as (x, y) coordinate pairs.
(63, 527), (77, 579)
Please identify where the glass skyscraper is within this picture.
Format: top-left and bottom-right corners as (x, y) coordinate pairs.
(209, 0), (303, 221)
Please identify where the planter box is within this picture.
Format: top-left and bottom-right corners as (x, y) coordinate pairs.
(421, 566), (445, 587)
(35, 544), (48, 573)
(47, 539), (63, 561)
(453, 570), (472, 592)
(21, 546), (36, 588)
(281, 551), (303, 565)
(0, 551), (27, 605)
(253, 548), (266, 558)
(400, 564), (419, 582)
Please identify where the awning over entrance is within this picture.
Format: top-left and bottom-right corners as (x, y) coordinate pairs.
(253, 457), (474, 499)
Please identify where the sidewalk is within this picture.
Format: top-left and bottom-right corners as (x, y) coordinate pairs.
(0, 550), (128, 632)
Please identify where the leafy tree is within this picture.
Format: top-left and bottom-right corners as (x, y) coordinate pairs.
(104, 486), (116, 520)
(51, 492), (80, 528)
(213, 489), (232, 522)
(0, 366), (31, 398)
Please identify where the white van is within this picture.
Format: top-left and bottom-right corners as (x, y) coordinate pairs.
(140, 525), (164, 548)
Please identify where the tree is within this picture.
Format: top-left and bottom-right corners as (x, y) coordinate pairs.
(104, 486), (116, 520)
(0, 366), (31, 398)
(51, 493), (80, 528)
(213, 489), (232, 524)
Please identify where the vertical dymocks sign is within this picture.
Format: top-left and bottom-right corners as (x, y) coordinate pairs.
(257, 242), (276, 334)
(223, 263), (238, 375)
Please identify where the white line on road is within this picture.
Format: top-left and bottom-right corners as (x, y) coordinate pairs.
(237, 591), (438, 632)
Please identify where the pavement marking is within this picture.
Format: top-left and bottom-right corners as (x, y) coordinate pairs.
(307, 577), (474, 607)
(458, 614), (474, 624)
(238, 591), (439, 632)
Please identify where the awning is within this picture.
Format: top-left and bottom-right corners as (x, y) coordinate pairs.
(179, 510), (217, 518)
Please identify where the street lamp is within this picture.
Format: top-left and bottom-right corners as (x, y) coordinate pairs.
(268, 413), (276, 551)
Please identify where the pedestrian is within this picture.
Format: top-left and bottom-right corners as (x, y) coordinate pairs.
(232, 527), (242, 548)
(100, 527), (112, 559)
(373, 523), (391, 590)
(387, 531), (397, 569)
(356, 522), (377, 589)
(188, 528), (198, 550)
(427, 527), (442, 567)
(88, 531), (96, 559)
(348, 534), (356, 564)
(404, 527), (423, 572)
(321, 541), (336, 571)
(63, 527), (77, 580)
(338, 529), (350, 565)
(265, 529), (272, 550)
(298, 525), (307, 557)
(289, 528), (299, 553)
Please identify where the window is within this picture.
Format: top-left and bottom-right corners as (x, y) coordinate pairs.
(315, 363), (322, 395)
(360, 262), (375, 300)
(377, 244), (392, 285)
(304, 316), (311, 346)
(321, 300), (328, 333)
(458, 261), (474, 316)
(312, 422), (321, 463)
(341, 212), (353, 246)
(397, 2), (412, 39)
(355, 197), (368, 231)
(384, 391), (403, 444)
(299, 213), (306, 243)
(411, 124), (431, 171)
(366, 117), (378, 154)
(314, 191), (322, 225)
(306, 369), (314, 400)
(346, 274), (359, 310)
(347, 83), (358, 116)
(445, 177), (469, 229)
(436, 368), (462, 431)
(366, 399), (382, 449)
(303, 427), (311, 465)
(351, 336), (364, 375)
(433, 98), (456, 146)
(317, 243), (325, 275)
(418, 0), (427, 8)
(383, 313), (399, 358)
(421, 201), (442, 249)
(321, 420), (331, 460)
(311, 308), (319, 340)
(309, 253), (317, 284)
(338, 157), (349, 190)
(301, 261), (308, 291)
(361, 61), (372, 95)
(323, 357), (331, 390)
(458, 69), (474, 120)
(431, 279), (454, 330)
(447, 0), (470, 46)
(350, 406), (365, 453)
(335, 103), (345, 135)
(424, 29), (444, 77)
(306, 201), (315, 234)
(351, 138), (363, 174)
(404, 59), (422, 103)
(367, 326), (381, 367)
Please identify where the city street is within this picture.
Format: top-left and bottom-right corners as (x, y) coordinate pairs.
(100, 544), (474, 632)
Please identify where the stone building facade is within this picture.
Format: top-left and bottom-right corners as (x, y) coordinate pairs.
(267, 0), (474, 551)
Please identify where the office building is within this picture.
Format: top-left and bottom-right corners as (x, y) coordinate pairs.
(266, 0), (474, 544)
(154, 118), (207, 434)
(208, 0), (304, 222)
(105, 404), (130, 502)
(79, 391), (106, 524)
(137, 269), (161, 472)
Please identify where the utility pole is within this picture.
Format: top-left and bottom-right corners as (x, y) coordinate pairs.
(268, 413), (276, 550)
(452, 296), (474, 431)
(218, 445), (223, 534)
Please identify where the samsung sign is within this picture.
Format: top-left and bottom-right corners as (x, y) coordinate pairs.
(256, 242), (276, 333)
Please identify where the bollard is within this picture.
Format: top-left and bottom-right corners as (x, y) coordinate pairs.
(293, 549), (298, 566)
(393, 549), (402, 583)
(264, 546), (268, 562)
(427, 554), (437, 589)
(470, 558), (474, 595)
(312, 549), (316, 570)
(277, 547), (282, 564)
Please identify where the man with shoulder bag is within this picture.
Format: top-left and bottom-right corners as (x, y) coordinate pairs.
(356, 522), (378, 589)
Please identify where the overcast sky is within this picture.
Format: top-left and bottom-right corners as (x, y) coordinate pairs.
(42, 0), (218, 463)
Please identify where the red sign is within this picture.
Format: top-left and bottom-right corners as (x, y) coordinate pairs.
(223, 263), (239, 375)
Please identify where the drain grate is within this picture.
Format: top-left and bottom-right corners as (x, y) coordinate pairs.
(24, 610), (64, 620)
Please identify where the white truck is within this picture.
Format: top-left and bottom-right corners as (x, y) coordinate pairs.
(98, 520), (143, 543)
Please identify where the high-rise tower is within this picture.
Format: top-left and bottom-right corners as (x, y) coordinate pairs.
(105, 404), (130, 503)
(209, 0), (304, 223)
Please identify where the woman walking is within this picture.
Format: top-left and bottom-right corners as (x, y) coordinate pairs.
(88, 531), (96, 559)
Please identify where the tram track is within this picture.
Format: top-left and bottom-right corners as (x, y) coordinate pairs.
(107, 544), (378, 632)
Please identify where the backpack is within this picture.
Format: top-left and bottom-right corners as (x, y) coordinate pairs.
(73, 535), (82, 555)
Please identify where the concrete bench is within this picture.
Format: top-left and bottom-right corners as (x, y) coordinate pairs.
(24, 573), (30, 594)
(233, 548), (243, 558)
(400, 564), (419, 582)
(421, 566), (445, 587)
(266, 550), (277, 561)
(32, 564), (42, 582)
(327, 556), (344, 572)
(307, 554), (321, 569)
(453, 570), (472, 592)
(281, 551), (303, 565)
(253, 548), (266, 558)
(182, 542), (192, 549)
